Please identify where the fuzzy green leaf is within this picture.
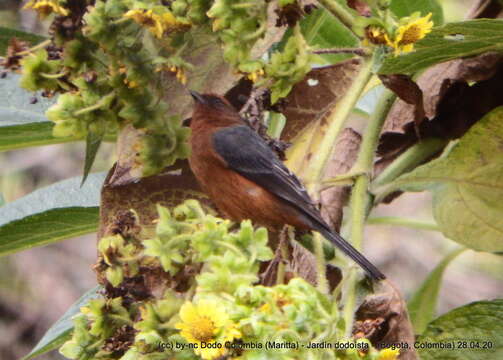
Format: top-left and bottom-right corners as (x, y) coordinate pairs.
(385, 107), (503, 252)
(0, 26), (45, 54)
(408, 248), (465, 334)
(390, 0), (444, 27)
(0, 73), (55, 125)
(300, 8), (359, 64)
(0, 173), (105, 256)
(0, 122), (81, 151)
(22, 286), (102, 360)
(379, 19), (503, 74)
(417, 300), (503, 359)
(81, 131), (103, 186)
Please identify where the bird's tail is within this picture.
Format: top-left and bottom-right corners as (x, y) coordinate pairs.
(317, 227), (385, 280)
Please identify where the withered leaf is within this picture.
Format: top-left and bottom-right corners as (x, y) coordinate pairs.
(99, 159), (206, 238)
(320, 128), (361, 231)
(353, 280), (417, 360)
(259, 230), (342, 291)
(347, 0), (371, 17)
(379, 74), (425, 136)
(281, 59), (360, 142)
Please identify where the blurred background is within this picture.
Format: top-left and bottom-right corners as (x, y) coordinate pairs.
(1, 0), (502, 359)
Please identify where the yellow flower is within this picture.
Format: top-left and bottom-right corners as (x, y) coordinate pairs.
(124, 9), (165, 38)
(388, 13), (433, 55)
(175, 300), (241, 360)
(124, 9), (184, 39)
(364, 26), (388, 46)
(378, 348), (400, 360)
(246, 69), (264, 83)
(24, 0), (69, 18)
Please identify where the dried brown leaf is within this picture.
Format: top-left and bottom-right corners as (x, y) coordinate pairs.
(282, 59), (361, 142)
(321, 128), (361, 231)
(2, 37), (29, 70)
(347, 0), (371, 17)
(99, 159), (206, 238)
(379, 74), (425, 136)
(466, 0), (503, 19)
(353, 280), (417, 360)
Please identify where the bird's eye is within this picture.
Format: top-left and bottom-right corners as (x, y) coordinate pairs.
(210, 97), (224, 106)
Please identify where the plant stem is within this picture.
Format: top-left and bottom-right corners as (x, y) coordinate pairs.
(372, 138), (448, 189)
(318, 0), (356, 31)
(73, 93), (115, 116)
(343, 89), (395, 335)
(313, 233), (329, 294)
(40, 72), (67, 79)
(304, 56), (374, 193)
(313, 47), (367, 56)
(16, 39), (51, 56)
(367, 216), (440, 231)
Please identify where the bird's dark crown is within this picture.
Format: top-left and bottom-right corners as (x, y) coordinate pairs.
(190, 91), (233, 111)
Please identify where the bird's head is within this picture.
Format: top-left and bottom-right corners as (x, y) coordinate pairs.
(190, 90), (242, 127)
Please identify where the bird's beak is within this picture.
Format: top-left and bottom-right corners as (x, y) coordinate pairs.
(189, 90), (206, 105)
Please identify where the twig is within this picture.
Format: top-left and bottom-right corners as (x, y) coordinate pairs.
(343, 89), (396, 335)
(313, 47), (367, 56)
(303, 56), (374, 196)
(318, 0), (356, 31)
(371, 138), (448, 190)
(367, 216), (440, 231)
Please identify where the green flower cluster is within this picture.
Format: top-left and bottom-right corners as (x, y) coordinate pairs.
(207, 0), (268, 74)
(171, 0), (212, 25)
(19, 0), (320, 175)
(20, 0), (192, 176)
(261, 25), (316, 104)
(60, 200), (393, 360)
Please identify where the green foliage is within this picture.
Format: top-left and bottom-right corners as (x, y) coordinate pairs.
(0, 73), (56, 125)
(20, 49), (62, 91)
(59, 200), (393, 360)
(390, 0), (444, 27)
(207, 0), (267, 73)
(0, 122), (81, 151)
(379, 19), (503, 74)
(262, 26), (316, 104)
(0, 26), (45, 54)
(417, 300), (503, 359)
(386, 107), (503, 252)
(408, 248), (465, 334)
(0, 173), (104, 256)
(22, 286), (102, 360)
(299, 7), (359, 64)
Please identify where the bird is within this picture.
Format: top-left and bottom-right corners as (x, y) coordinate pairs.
(188, 90), (385, 280)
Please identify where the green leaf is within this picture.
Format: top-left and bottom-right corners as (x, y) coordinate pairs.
(0, 122), (81, 152)
(0, 73), (55, 125)
(408, 248), (465, 334)
(384, 106), (503, 252)
(379, 19), (503, 74)
(300, 8), (359, 64)
(81, 131), (103, 186)
(417, 300), (503, 359)
(0, 26), (45, 55)
(22, 286), (102, 360)
(390, 0), (444, 27)
(0, 172), (105, 256)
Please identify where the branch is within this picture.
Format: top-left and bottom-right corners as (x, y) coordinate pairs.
(312, 47), (367, 56)
(372, 138), (448, 189)
(367, 216), (440, 231)
(318, 0), (357, 30)
(343, 89), (396, 334)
